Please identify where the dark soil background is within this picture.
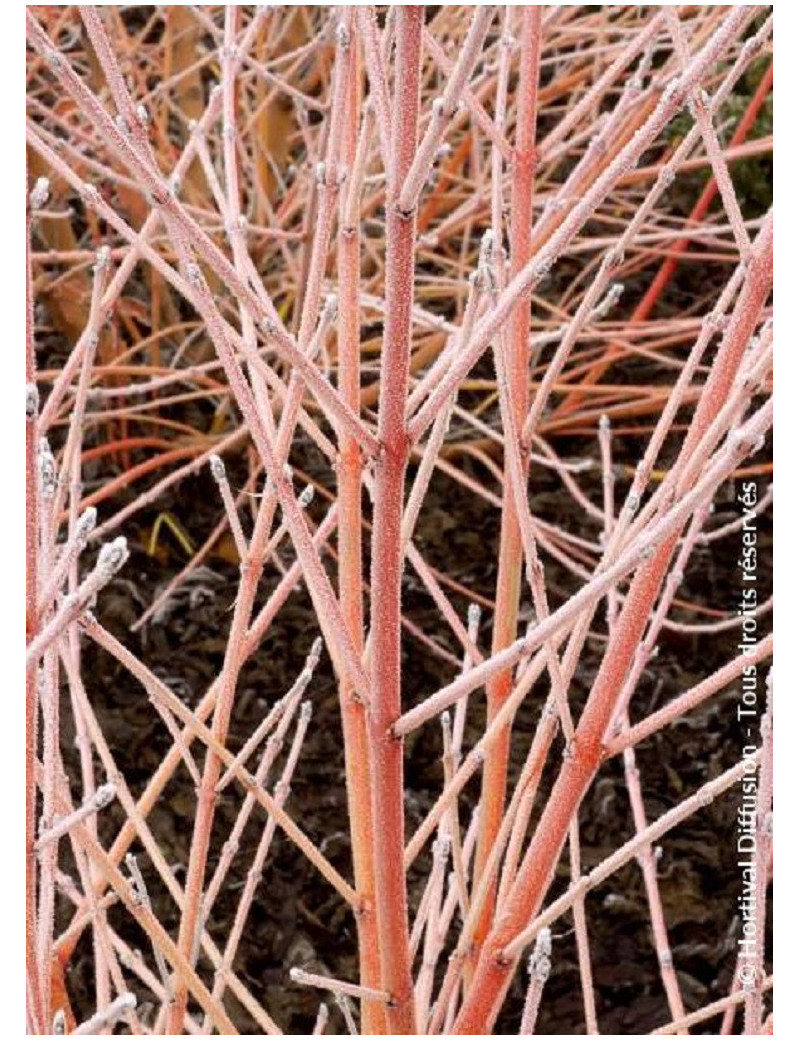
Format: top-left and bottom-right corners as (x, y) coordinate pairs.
(41, 41), (773, 1034)
(57, 410), (772, 1035)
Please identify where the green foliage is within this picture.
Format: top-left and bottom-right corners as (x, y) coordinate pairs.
(666, 56), (772, 220)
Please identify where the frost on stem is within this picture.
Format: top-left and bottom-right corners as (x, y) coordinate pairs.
(532, 254), (556, 286)
(126, 851), (172, 991)
(26, 383), (39, 422)
(125, 852), (150, 908)
(335, 21), (350, 50)
(96, 536), (129, 580)
(432, 835), (451, 866)
(94, 780), (116, 807)
(688, 88), (712, 121)
(26, 537), (129, 664)
(80, 183), (101, 211)
(24, 8), (772, 1034)
(75, 506), (97, 546)
(307, 635), (323, 669)
(73, 993), (137, 1035)
(592, 282), (624, 321)
(480, 228), (496, 257)
(290, 638), (323, 702)
(93, 245), (111, 274)
(40, 506), (99, 608)
(528, 927), (552, 984)
(520, 926), (554, 1034)
(37, 781), (116, 848)
(467, 602), (482, 638)
(477, 229), (498, 293)
(38, 438), (57, 498)
(29, 176), (50, 210)
(605, 245), (626, 271)
(209, 453), (227, 484)
(323, 293), (338, 323)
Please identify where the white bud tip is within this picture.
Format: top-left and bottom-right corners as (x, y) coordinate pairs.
(97, 537), (129, 576)
(30, 177), (50, 209)
(94, 782), (116, 808)
(38, 438), (56, 491)
(432, 837), (449, 861)
(535, 926), (552, 957)
(77, 507), (98, 538)
(26, 383), (39, 419)
(209, 454), (226, 481)
(298, 484), (315, 508)
(94, 245), (111, 271)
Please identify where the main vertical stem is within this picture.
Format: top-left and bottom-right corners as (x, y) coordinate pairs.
(474, 5), (542, 953)
(336, 13), (384, 1034)
(367, 7), (423, 1032)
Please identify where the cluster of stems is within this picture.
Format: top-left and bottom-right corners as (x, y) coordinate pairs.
(26, 6), (772, 1035)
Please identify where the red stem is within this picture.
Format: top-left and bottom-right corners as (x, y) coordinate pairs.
(559, 60), (773, 411)
(474, 5), (542, 956)
(336, 17), (384, 1034)
(453, 215), (772, 1034)
(367, 8), (423, 1032)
